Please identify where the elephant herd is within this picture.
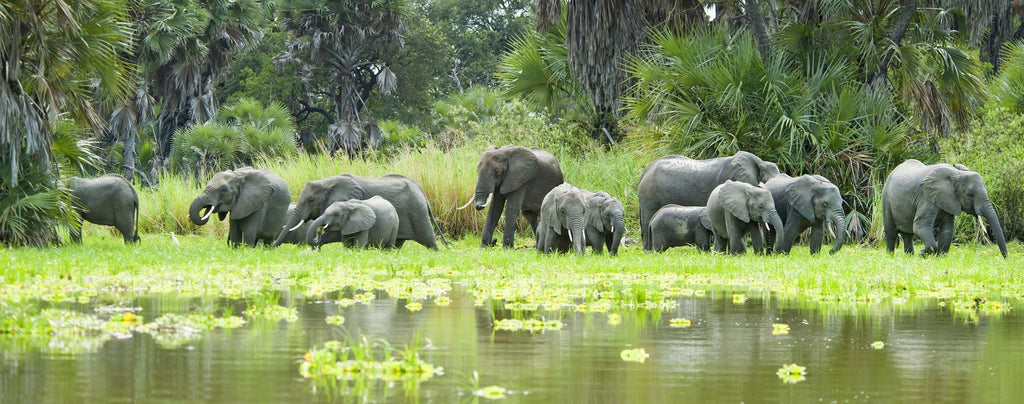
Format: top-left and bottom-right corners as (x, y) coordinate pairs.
(65, 145), (1008, 259)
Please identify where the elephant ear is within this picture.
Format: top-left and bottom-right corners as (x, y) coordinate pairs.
(698, 208), (713, 231)
(729, 154), (757, 185)
(785, 181), (816, 222)
(922, 167), (962, 215)
(721, 183), (751, 223)
(232, 172), (272, 219)
(500, 147), (539, 195)
(541, 191), (563, 235)
(341, 203), (377, 235)
(586, 194), (605, 232)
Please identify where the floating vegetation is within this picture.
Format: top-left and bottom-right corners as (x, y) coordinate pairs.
(406, 301), (424, 312)
(299, 337), (442, 396)
(871, 341), (885, 349)
(777, 363), (807, 384)
(607, 313), (622, 326)
(668, 318), (691, 328)
(732, 294), (748, 304)
(474, 385), (508, 400)
(772, 323), (790, 336)
(493, 319), (562, 332)
(434, 296), (451, 306)
(135, 313), (245, 349)
(326, 315), (345, 325)
(620, 348), (650, 363)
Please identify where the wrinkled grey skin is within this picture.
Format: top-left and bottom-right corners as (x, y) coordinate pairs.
(584, 191), (625, 255)
(536, 183), (588, 256)
(67, 174), (139, 244)
(307, 196), (399, 249)
(882, 159), (1007, 258)
(637, 151), (780, 251)
(189, 168), (291, 247)
(706, 181), (785, 255)
(649, 205), (713, 252)
(471, 145), (563, 249)
(274, 174), (445, 249)
(763, 174), (847, 255)
(275, 203), (319, 245)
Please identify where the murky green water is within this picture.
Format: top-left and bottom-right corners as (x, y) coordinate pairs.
(3, 290), (1023, 403)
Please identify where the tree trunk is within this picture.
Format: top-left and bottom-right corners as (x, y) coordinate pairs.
(872, 0), (918, 87)
(745, 0), (772, 60)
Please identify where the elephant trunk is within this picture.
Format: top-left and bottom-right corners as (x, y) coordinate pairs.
(473, 175), (495, 211)
(189, 194), (212, 226)
(306, 216), (329, 247)
(273, 205), (305, 248)
(768, 211), (785, 253)
(827, 209), (847, 255)
(570, 218), (586, 256)
(609, 215), (625, 256)
(980, 201), (1008, 258)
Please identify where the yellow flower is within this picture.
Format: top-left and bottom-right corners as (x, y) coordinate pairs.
(669, 318), (691, 328)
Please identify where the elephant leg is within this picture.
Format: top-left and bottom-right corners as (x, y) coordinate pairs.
(500, 192), (526, 249)
(523, 210), (539, 236)
(936, 213), (955, 254)
(480, 195), (506, 247)
(725, 217), (746, 254)
(696, 231), (710, 252)
(354, 231), (370, 248)
(913, 209), (940, 256)
(883, 202), (898, 253)
(115, 216), (135, 244)
(605, 233), (615, 255)
(639, 204), (655, 252)
(241, 212), (266, 247)
(586, 227), (604, 254)
(807, 224), (825, 255)
(749, 223), (765, 254)
(900, 233), (915, 255)
(228, 222), (242, 247)
(395, 239), (407, 248)
(780, 217), (803, 255)
(713, 233), (727, 253)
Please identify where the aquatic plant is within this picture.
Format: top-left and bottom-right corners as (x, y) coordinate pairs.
(668, 318), (691, 328)
(777, 363), (807, 384)
(326, 315), (345, 325)
(474, 385), (508, 400)
(772, 323), (791, 336)
(871, 341), (885, 349)
(493, 318), (563, 333)
(299, 336), (443, 394)
(620, 348), (650, 363)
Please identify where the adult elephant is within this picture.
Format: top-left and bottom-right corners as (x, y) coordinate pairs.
(536, 183), (589, 256)
(882, 160), (1007, 258)
(273, 174), (446, 250)
(67, 174), (139, 244)
(189, 168), (291, 247)
(763, 174), (847, 255)
(585, 191), (625, 255)
(706, 180), (785, 255)
(457, 145), (563, 249)
(307, 196), (399, 249)
(637, 151), (780, 251)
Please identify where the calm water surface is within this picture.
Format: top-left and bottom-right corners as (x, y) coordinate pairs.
(2, 290), (1023, 403)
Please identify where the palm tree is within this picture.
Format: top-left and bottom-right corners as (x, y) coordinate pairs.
(0, 0), (132, 246)
(277, 0), (406, 156)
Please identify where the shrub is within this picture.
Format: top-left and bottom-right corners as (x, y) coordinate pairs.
(941, 107), (1024, 241)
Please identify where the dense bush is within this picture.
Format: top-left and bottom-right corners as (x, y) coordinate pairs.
(941, 107), (1024, 241)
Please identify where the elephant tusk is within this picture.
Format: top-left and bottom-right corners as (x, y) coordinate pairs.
(568, 229), (573, 243)
(200, 204), (217, 222)
(456, 195), (475, 210)
(288, 219), (306, 232)
(482, 193), (493, 208)
(321, 222), (329, 232)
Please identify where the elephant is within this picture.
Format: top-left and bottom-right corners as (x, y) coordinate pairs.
(763, 174), (848, 255)
(274, 203), (319, 245)
(458, 145), (563, 249)
(706, 180), (785, 254)
(882, 159), (1007, 258)
(637, 151), (780, 251)
(536, 183), (589, 255)
(67, 174), (140, 244)
(273, 173), (446, 250)
(584, 191), (625, 255)
(648, 205), (713, 252)
(307, 196), (399, 249)
(189, 168), (291, 247)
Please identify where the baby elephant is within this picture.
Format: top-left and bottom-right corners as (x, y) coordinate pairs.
(67, 174), (140, 244)
(536, 183), (589, 255)
(307, 196), (399, 249)
(585, 192), (625, 255)
(649, 205), (713, 252)
(706, 180), (785, 254)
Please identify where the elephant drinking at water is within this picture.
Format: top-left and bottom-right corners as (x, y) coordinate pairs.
(763, 174), (847, 255)
(458, 145), (563, 249)
(273, 174), (445, 249)
(189, 168), (290, 247)
(637, 151), (780, 251)
(882, 159), (1007, 258)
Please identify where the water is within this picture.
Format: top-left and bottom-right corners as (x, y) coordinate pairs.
(3, 291), (1023, 403)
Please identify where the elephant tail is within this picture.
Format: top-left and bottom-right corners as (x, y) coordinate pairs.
(428, 205), (450, 247)
(133, 195), (141, 243)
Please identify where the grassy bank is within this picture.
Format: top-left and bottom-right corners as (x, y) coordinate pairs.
(3, 231), (1020, 316)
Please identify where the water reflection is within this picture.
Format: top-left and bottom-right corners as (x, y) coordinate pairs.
(2, 290), (1023, 403)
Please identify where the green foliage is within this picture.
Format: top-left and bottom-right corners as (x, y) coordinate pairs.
(625, 27), (933, 215)
(990, 41), (1024, 113)
(497, 20), (586, 117)
(941, 107), (1024, 241)
(170, 99), (297, 177)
